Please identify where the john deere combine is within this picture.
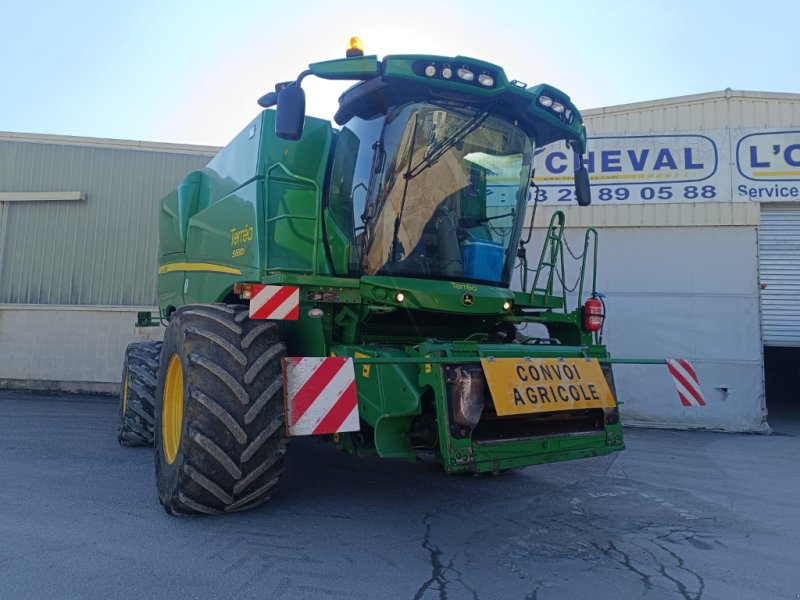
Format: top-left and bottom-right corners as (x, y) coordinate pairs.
(117, 39), (624, 515)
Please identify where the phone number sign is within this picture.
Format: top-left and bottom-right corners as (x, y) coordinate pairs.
(532, 129), (800, 204)
(532, 133), (727, 204)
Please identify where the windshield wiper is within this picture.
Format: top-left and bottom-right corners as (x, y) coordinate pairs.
(389, 113), (421, 263)
(404, 109), (489, 181)
(388, 108), (489, 265)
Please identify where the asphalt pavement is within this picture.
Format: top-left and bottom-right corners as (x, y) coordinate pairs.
(1, 390), (798, 600)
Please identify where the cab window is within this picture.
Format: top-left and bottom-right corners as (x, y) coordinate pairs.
(327, 115), (385, 273)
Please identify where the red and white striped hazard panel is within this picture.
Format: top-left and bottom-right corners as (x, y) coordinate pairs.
(249, 285), (299, 320)
(666, 359), (706, 407)
(282, 357), (360, 436)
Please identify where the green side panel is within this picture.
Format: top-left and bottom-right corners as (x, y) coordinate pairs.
(159, 170), (210, 258)
(182, 179), (261, 302)
(158, 188), (184, 257)
(183, 271), (249, 305)
(157, 270), (184, 313)
(186, 180), (260, 268)
(202, 116), (262, 200)
(282, 307), (327, 357)
(323, 209), (351, 274)
(176, 171), (206, 247)
(332, 345), (422, 460)
(260, 111), (332, 183)
(265, 165), (318, 273)
(260, 111), (333, 276)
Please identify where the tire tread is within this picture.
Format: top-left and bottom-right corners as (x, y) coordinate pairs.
(155, 304), (288, 515)
(118, 341), (163, 446)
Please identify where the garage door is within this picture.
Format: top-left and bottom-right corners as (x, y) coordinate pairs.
(759, 205), (800, 347)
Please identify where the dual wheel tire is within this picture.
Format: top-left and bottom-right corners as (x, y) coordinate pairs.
(118, 304), (289, 515)
(118, 341), (162, 446)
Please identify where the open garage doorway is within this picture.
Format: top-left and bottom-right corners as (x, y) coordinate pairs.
(759, 205), (800, 434)
(764, 347), (800, 434)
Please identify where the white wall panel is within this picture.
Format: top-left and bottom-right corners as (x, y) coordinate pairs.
(0, 305), (162, 393)
(521, 225), (767, 432)
(614, 361), (766, 432)
(599, 294), (761, 363)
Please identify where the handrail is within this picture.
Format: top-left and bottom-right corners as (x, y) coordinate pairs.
(529, 210), (566, 306)
(526, 212), (599, 313)
(265, 162), (320, 274)
(351, 356), (668, 365)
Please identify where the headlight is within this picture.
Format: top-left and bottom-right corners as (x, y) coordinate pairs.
(457, 67), (474, 81)
(538, 95), (553, 107)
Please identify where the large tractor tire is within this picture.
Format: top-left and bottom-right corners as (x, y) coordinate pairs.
(154, 304), (288, 515)
(118, 341), (163, 446)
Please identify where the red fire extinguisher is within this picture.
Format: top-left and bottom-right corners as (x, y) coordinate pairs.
(583, 292), (605, 332)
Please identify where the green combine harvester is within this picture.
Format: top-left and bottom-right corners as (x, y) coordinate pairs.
(118, 39), (624, 515)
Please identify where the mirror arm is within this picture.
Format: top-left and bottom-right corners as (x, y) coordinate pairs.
(295, 70), (313, 86)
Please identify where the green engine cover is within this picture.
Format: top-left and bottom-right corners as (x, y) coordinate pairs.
(157, 111), (335, 313)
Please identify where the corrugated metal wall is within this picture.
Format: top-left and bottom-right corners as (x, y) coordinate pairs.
(759, 205), (800, 347)
(0, 138), (214, 306)
(530, 201), (759, 229)
(583, 90), (800, 134)
(528, 90), (800, 431)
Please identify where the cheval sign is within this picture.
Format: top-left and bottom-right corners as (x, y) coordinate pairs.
(532, 128), (799, 204)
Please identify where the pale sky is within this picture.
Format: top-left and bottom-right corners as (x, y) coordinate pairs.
(1, 0), (797, 147)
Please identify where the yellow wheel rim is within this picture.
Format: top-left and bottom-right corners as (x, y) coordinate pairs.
(162, 354), (184, 465)
(122, 373), (129, 415)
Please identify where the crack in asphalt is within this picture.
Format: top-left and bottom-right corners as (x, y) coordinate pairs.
(591, 541), (654, 593)
(593, 535), (706, 600)
(414, 513), (452, 600)
(413, 512), (479, 600)
(624, 533), (705, 600)
(414, 513), (449, 600)
(652, 540), (705, 600)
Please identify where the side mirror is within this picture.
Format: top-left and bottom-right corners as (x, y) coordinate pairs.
(574, 166), (591, 206)
(275, 85), (306, 141)
(257, 91), (279, 108)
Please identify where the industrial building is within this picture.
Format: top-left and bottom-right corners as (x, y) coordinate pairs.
(0, 132), (216, 392)
(530, 89), (800, 432)
(1, 89), (797, 431)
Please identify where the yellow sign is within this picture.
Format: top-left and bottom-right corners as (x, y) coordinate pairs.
(354, 352), (370, 378)
(480, 358), (615, 416)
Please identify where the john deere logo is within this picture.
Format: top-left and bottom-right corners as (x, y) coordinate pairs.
(462, 294), (474, 306)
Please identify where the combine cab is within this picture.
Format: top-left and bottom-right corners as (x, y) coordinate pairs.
(118, 39), (623, 515)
